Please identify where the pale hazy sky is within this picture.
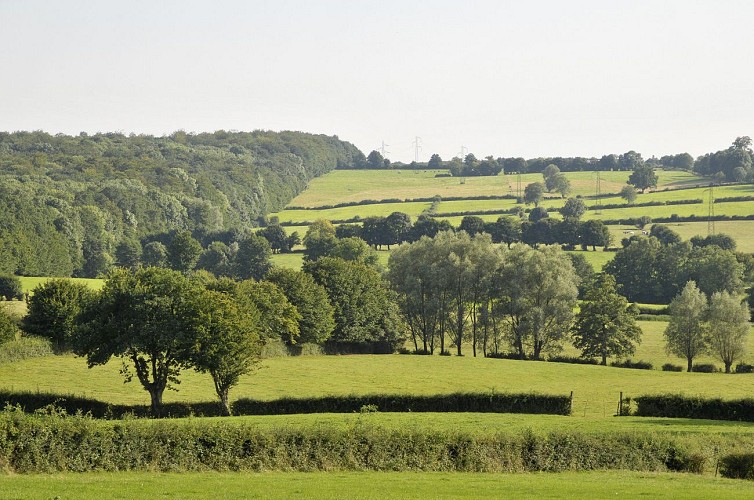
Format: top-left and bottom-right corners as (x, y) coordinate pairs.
(1, 0), (753, 162)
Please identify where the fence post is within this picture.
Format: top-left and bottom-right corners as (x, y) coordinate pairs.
(618, 391), (624, 416)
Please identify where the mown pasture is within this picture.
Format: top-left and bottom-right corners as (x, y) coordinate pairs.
(287, 169), (703, 208)
(3, 319), (754, 418)
(3, 470), (754, 499)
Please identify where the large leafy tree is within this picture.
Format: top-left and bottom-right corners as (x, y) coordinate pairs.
(235, 279), (300, 345)
(232, 234), (272, 280)
(186, 289), (262, 415)
(486, 216), (522, 248)
(304, 257), (404, 351)
(23, 279), (95, 350)
(664, 281), (709, 372)
(167, 230), (202, 272)
(523, 182), (545, 207)
(266, 267), (335, 344)
(495, 245), (579, 360)
(303, 219), (338, 261)
(628, 164), (658, 193)
(572, 273), (641, 365)
(560, 198), (587, 220)
(706, 291), (751, 373)
(75, 267), (199, 415)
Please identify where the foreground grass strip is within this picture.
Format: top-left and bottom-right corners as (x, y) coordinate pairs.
(1, 471), (753, 499)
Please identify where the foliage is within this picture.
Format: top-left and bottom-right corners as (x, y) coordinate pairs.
(23, 278), (95, 350)
(266, 267), (335, 344)
(185, 289), (262, 415)
(75, 267), (200, 415)
(628, 164), (658, 193)
(720, 454), (754, 480)
(0, 307), (20, 344)
(609, 359), (652, 370)
(0, 275), (23, 301)
(0, 130), (363, 277)
(523, 182), (544, 206)
(694, 137), (753, 181)
(167, 230), (203, 272)
(0, 336), (53, 364)
(572, 274), (642, 365)
(706, 291), (751, 373)
(496, 245), (579, 359)
(619, 185), (638, 204)
(235, 279), (300, 345)
(304, 257), (405, 351)
(634, 394), (754, 422)
(232, 234), (272, 280)
(559, 198), (586, 220)
(302, 219), (338, 261)
(664, 281), (709, 372)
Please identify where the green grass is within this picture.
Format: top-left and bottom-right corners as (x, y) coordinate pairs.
(1, 471), (752, 499)
(18, 276), (104, 294)
(564, 249), (615, 271)
(270, 252), (306, 270)
(662, 220), (754, 252)
(4, 319), (754, 418)
(272, 201), (432, 224)
(288, 169), (706, 208)
(0, 300), (26, 317)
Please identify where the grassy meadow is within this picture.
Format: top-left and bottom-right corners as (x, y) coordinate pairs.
(2, 471), (753, 499)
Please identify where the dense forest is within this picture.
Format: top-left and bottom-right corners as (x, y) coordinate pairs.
(0, 130), (365, 277)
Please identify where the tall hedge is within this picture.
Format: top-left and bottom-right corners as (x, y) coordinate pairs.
(634, 394), (754, 422)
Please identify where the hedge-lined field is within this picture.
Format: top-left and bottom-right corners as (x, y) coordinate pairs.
(287, 170), (704, 208)
(2, 471), (753, 499)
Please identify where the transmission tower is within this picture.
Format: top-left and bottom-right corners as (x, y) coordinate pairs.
(703, 185), (715, 235)
(411, 136), (422, 162)
(517, 172), (522, 200)
(379, 140), (390, 157)
(458, 145), (468, 159)
(594, 171), (602, 214)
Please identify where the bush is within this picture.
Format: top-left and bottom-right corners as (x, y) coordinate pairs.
(610, 359), (653, 370)
(0, 308), (20, 344)
(548, 355), (599, 365)
(720, 453), (754, 480)
(691, 363), (717, 373)
(661, 363), (683, 372)
(486, 352), (524, 360)
(736, 363), (754, 374)
(634, 394), (754, 421)
(0, 409), (712, 474)
(0, 276), (23, 301)
(0, 336), (53, 364)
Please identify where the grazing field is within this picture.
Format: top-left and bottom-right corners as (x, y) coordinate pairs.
(4, 319), (754, 418)
(665, 220), (754, 252)
(288, 169), (704, 208)
(1, 471), (753, 499)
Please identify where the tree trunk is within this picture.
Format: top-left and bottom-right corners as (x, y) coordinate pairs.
(725, 361), (732, 374)
(601, 353), (607, 366)
(687, 357), (693, 372)
(148, 387), (164, 417)
(219, 388), (231, 416)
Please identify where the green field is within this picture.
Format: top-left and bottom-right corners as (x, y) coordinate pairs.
(664, 220), (754, 252)
(18, 276), (104, 294)
(288, 169), (705, 208)
(4, 318), (754, 418)
(2, 471), (752, 499)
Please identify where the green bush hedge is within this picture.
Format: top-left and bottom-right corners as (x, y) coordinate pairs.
(0, 408), (707, 474)
(720, 453), (754, 480)
(0, 391), (572, 419)
(634, 395), (754, 421)
(0, 337), (53, 364)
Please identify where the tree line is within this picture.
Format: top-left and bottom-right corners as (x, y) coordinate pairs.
(0, 130), (364, 278)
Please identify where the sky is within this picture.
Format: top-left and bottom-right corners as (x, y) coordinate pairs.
(1, 0), (753, 162)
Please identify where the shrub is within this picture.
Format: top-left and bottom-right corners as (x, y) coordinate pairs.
(610, 359), (653, 370)
(735, 363), (754, 374)
(0, 308), (20, 344)
(0, 276), (23, 301)
(661, 363), (683, 372)
(633, 394), (754, 422)
(0, 336), (53, 364)
(548, 355), (599, 365)
(0, 409), (712, 474)
(720, 453), (754, 480)
(691, 363), (717, 373)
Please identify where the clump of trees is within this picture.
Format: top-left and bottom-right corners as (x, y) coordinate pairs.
(664, 282), (751, 373)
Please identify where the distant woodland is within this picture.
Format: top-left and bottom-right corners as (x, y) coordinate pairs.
(0, 130), (365, 277)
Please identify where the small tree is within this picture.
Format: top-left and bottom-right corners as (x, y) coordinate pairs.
(23, 279), (95, 350)
(619, 185), (638, 204)
(187, 289), (262, 415)
(0, 307), (19, 343)
(551, 173), (571, 198)
(707, 291), (751, 373)
(167, 231), (202, 272)
(524, 182), (545, 207)
(142, 241), (168, 268)
(232, 234), (272, 280)
(628, 164), (658, 193)
(235, 279), (300, 345)
(0, 275), (23, 301)
(560, 198), (587, 220)
(664, 281), (708, 372)
(572, 273), (641, 365)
